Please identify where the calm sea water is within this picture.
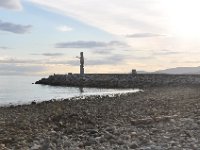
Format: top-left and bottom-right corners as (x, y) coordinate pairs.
(0, 76), (140, 106)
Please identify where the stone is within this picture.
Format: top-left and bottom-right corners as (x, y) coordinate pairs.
(1, 144), (5, 147)
(104, 131), (116, 140)
(105, 126), (116, 133)
(87, 129), (98, 135)
(130, 117), (153, 125)
(120, 134), (131, 140)
(129, 141), (139, 149)
(85, 146), (93, 150)
(99, 136), (107, 143)
(131, 132), (137, 138)
(170, 141), (177, 147)
(116, 139), (125, 145)
(84, 138), (98, 146)
(30, 143), (41, 150)
(31, 101), (36, 105)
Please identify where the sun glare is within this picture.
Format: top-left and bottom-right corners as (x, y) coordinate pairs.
(163, 0), (200, 38)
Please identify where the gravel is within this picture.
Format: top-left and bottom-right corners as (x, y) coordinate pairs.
(1, 86), (200, 149)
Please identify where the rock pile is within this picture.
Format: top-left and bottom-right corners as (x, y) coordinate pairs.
(35, 74), (200, 88)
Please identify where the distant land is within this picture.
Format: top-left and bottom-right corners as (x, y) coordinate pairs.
(154, 66), (200, 74)
(137, 66), (200, 74)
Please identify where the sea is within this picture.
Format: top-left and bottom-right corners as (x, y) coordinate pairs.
(0, 76), (140, 106)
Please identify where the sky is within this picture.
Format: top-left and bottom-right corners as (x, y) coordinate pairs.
(1, 0), (200, 75)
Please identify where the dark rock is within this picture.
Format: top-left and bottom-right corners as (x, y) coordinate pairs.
(31, 101), (36, 105)
(84, 138), (98, 146)
(87, 129), (99, 135)
(129, 141), (139, 149)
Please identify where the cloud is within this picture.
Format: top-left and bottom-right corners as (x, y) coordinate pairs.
(66, 54), (128, 66)
(92, 49), (111, 55)
(181, 60), (200, 64)
(31, 53), (64, 57)
(0, 20), (32, 34)
(126, 33), (166, 38)
(0, 58), (65, 65)
(152, 49), (180, 55)
(0, 64), (46, 75)
(55, 40), (128, 49)
(28, 0), (166, 35)
(0, 57), (94, 66)
(56, 25), (73, 32)
(0, 0), (22, 10)
(0, 58), (37, 64)
(0, 58), (72, 66)
(132, 55), (152, 60)
(30, 0), (200, 73)
(0, 46), (10, 50)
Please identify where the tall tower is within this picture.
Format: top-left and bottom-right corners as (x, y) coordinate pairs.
(80, 52), (84, 76)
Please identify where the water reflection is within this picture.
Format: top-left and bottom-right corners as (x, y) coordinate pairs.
(79, 87), (84, 93)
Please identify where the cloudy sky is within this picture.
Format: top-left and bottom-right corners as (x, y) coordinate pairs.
(1, 0), (200, 75)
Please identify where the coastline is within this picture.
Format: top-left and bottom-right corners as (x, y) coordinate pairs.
(0, 88), (141, 107)
(1, 86), (200, 149)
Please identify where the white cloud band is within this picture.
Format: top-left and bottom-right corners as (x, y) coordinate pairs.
(0, 0), (22, 10)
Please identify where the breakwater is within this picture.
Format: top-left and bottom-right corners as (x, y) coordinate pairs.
(35, 73), (200, 88)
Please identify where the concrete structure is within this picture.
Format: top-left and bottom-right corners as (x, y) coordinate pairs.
(80, 52), (84, 76)
(132, 69), (137, 75)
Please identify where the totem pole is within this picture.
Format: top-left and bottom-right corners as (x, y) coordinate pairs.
(80, 52), (84, 77)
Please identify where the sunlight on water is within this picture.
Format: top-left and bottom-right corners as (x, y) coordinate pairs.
(0, 76), (141, 106)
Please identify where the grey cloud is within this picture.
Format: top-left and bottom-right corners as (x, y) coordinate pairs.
(66, 53), (152, 66)
(88, 55), (126, 65)
(0, 46), (9, 50)
(31, 53), (64, 57)
(42, 53), (64, 56)
(0, 58), (63, 65)
(126, 33), (166, 38)
(181, 60), (200, 64)
(55, 41), (128, 49)
(66, 54), (127, 66)
(0, 58), (37, 64)
(0, 0), (22, 10)
(0, 58), (70, 65)
(0, 53), (151, 66)
(0, 20), (32, 34)
(0, 64), (46, 75)
(132, 56), (152, 60)
(92, 49), (111, 55)
(64, 60), (78, 66)
(152, 49), (180, 56)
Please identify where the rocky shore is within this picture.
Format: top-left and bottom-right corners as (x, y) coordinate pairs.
(1, 86), (200, 149)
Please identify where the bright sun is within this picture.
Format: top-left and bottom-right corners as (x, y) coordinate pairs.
(163, 0), (200, 38)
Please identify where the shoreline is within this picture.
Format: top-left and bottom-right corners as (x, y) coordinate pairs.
(1, 86), (200, 149)
(0, 88), (142, 107)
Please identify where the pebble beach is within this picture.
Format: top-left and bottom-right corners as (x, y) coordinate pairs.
(1, 86), (200, 149)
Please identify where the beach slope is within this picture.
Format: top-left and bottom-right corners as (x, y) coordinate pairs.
(1, 86), (200, 149)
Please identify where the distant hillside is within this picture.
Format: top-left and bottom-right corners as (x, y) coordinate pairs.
(155, 66), (200, 74)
